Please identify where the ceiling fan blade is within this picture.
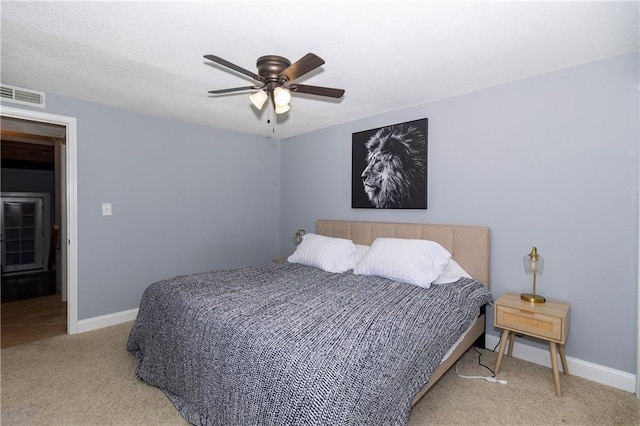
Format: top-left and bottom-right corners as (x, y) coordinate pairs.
(204, 55), (264, 82)
(288, 84), (345, 98)
(279, 53), (325, 83)
(208, 86), (260, 95)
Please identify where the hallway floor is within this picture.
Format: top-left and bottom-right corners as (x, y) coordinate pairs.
(1, 294), (66, 348)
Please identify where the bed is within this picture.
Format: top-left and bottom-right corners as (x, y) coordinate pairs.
(127, 220), (492, 425)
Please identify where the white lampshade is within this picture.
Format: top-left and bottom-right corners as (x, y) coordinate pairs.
(249, 90), (268, 110)
(273, 86), (291, 107)
(275, 103), (290, 114)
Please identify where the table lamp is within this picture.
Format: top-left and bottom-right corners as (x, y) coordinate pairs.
(294, 229), (306, 245)
(521, 246), (546, 303)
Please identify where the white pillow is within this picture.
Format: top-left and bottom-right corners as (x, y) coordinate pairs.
(287, 233), (357, 273)
(354, 244), (370, 266)
(354, 238), (451, 288)
(432, 258), (472, 285)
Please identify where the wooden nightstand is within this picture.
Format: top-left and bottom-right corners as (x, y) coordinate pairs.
(494, 292), (570, 397)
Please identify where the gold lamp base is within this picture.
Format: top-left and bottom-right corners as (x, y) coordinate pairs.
(520, 293), (546, 303)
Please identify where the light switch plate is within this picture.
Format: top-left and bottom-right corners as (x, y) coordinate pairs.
(102, 203), (112, 216)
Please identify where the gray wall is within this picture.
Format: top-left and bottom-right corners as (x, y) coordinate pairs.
(2, 52), (636, 375)
(2, 95), (281, 320)
(279, 53), (639, 374)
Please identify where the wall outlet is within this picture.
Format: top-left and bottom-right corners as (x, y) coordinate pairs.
(102, 203), (112, 216)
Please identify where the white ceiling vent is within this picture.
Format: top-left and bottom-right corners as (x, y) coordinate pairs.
(0, 84), (46, 108)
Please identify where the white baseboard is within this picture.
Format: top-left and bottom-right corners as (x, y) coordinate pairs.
(76, 308), (139, 333)
(485, 334), (636, 394)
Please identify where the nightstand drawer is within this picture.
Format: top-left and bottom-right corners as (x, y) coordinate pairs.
(495, 305), (563, 342)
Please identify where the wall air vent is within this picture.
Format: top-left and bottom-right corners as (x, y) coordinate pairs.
(0, 84), (46, 108)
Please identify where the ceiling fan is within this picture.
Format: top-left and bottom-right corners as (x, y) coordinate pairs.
(204, 53), (345, 114)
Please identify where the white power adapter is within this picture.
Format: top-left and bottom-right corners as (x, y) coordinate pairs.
(484, 376), (508, 385)
(455, 362), (507, 385)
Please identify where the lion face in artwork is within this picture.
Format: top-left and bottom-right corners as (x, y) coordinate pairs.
(361, 124), (426, 208)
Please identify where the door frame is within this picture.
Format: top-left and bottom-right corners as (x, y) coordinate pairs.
(1, 105), (78, 334)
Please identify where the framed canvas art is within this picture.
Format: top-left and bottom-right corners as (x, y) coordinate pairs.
(352, 118), (428, 209)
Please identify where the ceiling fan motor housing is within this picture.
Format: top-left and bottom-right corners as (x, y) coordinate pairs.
(257, 55), (292, 88)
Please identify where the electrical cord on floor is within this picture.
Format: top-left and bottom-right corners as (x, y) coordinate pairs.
(455, 346), (507, 385)
(475, 345), (496, 376)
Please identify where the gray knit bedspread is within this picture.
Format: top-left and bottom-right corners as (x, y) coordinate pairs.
(127, 262), (492, 426)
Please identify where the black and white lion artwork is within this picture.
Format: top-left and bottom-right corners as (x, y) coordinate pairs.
(352, 119), (428, 209)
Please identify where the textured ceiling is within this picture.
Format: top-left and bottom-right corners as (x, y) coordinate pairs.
(1, 1), (638, 140)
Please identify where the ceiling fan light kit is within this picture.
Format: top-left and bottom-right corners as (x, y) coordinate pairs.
(249, 90), (269, 110)
(205, 53), (345, 117)
(275, 104), (290, 114)
(273, 87), (291, 107)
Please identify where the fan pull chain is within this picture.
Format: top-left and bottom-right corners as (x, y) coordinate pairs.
(267, 103), (275, 134)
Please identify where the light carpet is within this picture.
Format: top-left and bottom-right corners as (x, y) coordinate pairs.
(1, 322), (638, 425)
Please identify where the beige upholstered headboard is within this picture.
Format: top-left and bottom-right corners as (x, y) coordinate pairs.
(316, 220), (490, 288)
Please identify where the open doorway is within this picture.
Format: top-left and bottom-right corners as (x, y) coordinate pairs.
(1, 118), (66, 347)
(0, 106), (78, 343)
